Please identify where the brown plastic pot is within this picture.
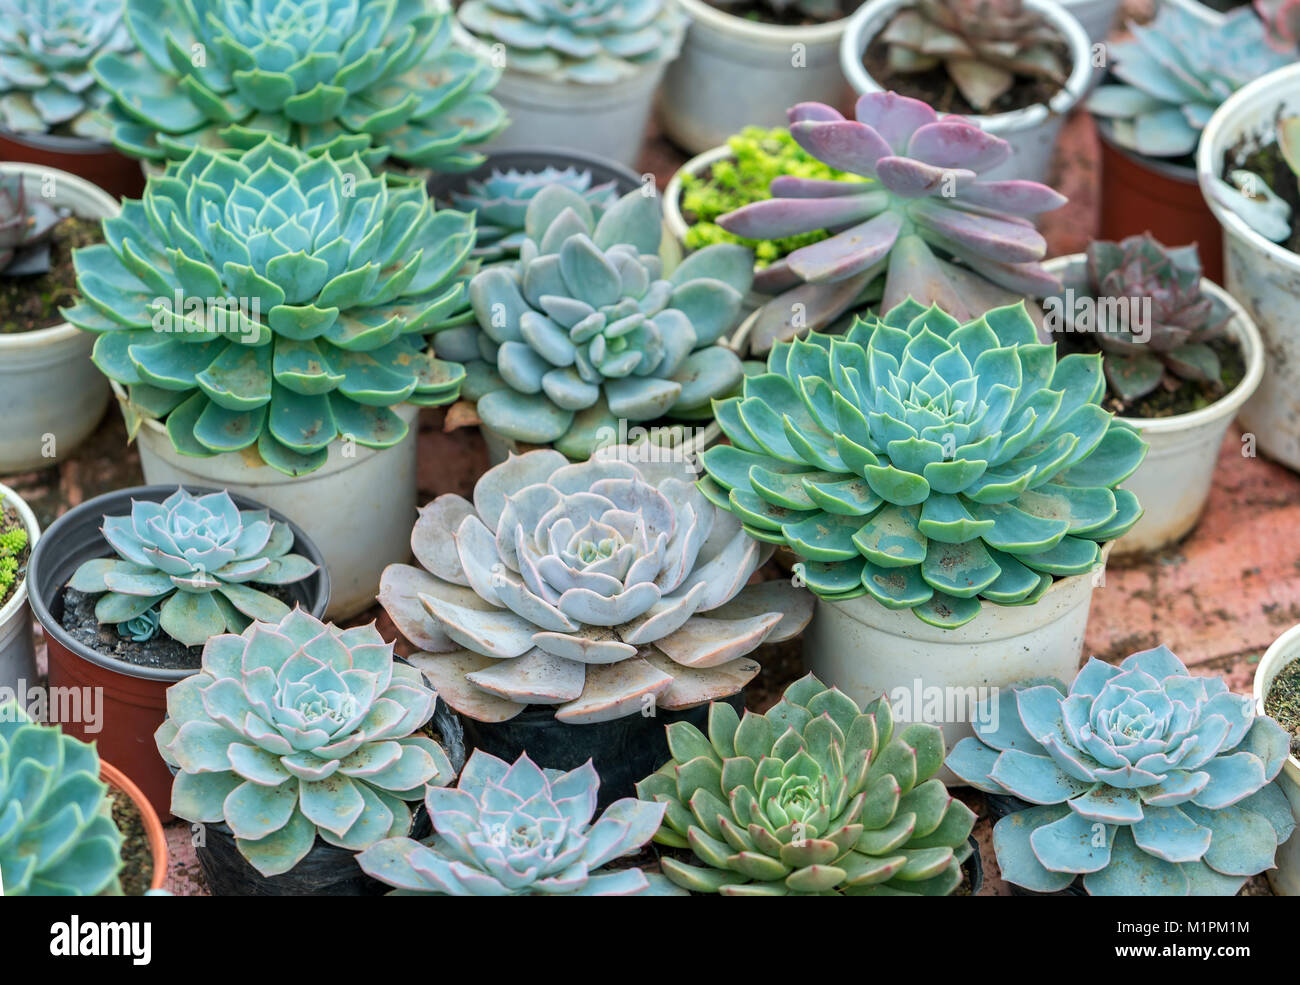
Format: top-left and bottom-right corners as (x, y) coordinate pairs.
(0, 128), (144, 200)
(102, 759), (169, 893)
(1098, 126), (1223, 284)
(28, 485), (330, 820)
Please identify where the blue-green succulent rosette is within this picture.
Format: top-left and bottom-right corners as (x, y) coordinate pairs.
(948, 646), (1297, 895)
(63, 136), (476, 476)
(699, 299), (1148, 628)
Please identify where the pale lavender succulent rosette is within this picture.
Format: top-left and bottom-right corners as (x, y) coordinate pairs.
(947, 646), (1296, 895)
(718, 92), (1065, 352)
(379, 445), (812, 724)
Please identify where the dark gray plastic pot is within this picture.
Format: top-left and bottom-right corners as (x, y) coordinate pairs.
(460, 692), (746, 810)
(195, 694), (466, 896)
(425, 146), (643, 206)
(27, 485), (330, 819)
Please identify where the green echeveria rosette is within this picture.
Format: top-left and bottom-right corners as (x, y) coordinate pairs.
(447, 184), (754, 460)
(699, 299), (1148, 628)
(64, 136), (475, 477)
(0, 701), (124, 896)
(947, 646), (1298, 895)
(89, 0), (506, 171)
(155, 607), (454, 877)
(69, 487), (318, 647)
(637, 674), (976, 895)
(0, 0), (132, 138)
(457, 0), (685, 85)
(359, 749), (685, 895)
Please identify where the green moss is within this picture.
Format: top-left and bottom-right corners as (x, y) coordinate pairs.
(0, 501), (28, 601)
(679, 126), (867, 267)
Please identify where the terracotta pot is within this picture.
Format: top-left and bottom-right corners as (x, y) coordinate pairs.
(102, 759), (169, 893)
(1098, 129), (1223, 284)
(0, 129), (144, 200)
(27, 485), (330, 819)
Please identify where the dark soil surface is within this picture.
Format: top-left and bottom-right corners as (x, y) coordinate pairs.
(1228, 139), (1300, 256)
(702, 0), (862, 25)
(0, 215), (102, 335)
(58, 581), (295, 671)
(110, 785), (154, 897)
(1056, 332), (1247, 418)
(1264, 658), (1300, 758)
(0, 502), (29, 610)
(864, 34), (1070, 116)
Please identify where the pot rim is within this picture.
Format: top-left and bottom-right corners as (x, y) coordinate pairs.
(27, 483), (331, 684)
(0, 162), (120, 351)
(839, 0), (1093, 130)
(101, 759), (169, 893)
(663, 143), (731, 246)
(1043, 254), (1267, 434)
(1254, 622), (1300, 777)
(0, 481), (41, 633)
(1197, 62), (1300, 275)
(0, 126), (118, 156)
(675, 0), (853, 42)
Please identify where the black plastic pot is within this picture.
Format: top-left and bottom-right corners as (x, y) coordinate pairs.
(963, 834), (984, 896)
(425, 146), (644, 207)
(461, 693), (746, 809)
(983, 792), (1086, 896)
(27, 485), (330, 819)
(196, 693), (464, 896)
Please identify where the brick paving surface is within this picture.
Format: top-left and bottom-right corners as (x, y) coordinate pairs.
(4, 93), (1292, 896)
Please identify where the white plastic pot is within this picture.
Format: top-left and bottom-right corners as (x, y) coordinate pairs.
(658, 0), (852, 155)
(1198, 63), (1300, 474)
(0, 482), (39, 694)
(802, 546), (1109, 778)
(0, 164), (118, 472)
(121, 386), (419, 621)
(1254, 624), (1300, 896)
(1044, 255), (1266, 556)
(840, 0), (1092, 183)
(453, 22), (666, 169)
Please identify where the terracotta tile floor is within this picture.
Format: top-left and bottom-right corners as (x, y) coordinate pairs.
(6, 100), (1293, 896)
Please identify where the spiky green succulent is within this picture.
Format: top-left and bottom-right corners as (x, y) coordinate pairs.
(0, 0), (132, 138)
(638, 674), (976, 895)
(0, 701), (124, 896)
(156, 607), (455, 877)
(449, 166), (620, 261)
(699, 299), (1148, 628)
(457, 0), (684, 84)
(69, 487), (317, 648)
(1088, 6), (1290, 158)
(91, 0), (506, 171)
(0, 172), (59, 278)
(65, 136), (473, 476)
(878, 0), (1068, 113)
(448, 185), (752, 459)
(0, 499), (26, 601)
(1049, 235), (1231, 404)
(359, 749), (684, 895)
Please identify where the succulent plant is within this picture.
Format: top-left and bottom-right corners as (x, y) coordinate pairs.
(1067, 235), (1231, 403)
(91, 0), (505, 171)
(1211, 117), (1300, 245)
(449, 186), (753, 459)
(0, 173), (60, 278)
(709, 0), (851, 24)
(449, 166), (620, 261)
(380, 445), (812, 724)
(359, 749), (684, 895)
(878, 0), (1068, 114)
(699, 299), (1147, 628)
(1256, 0), (1300, 50)
(0, 501), (26, 601)
(64, 137), (474, 476)
(1087, 6), (1290, 159)
(0, 0), (132, 138)
(0, 701), (124, 896)
(947, 646), (1298, 895)
(717, 93), (1065, 354)
(155, 607), (454, 877)
(457, 0), (685, 84)
(68, 487), (317, 648)
(638, 674), (975, 895)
